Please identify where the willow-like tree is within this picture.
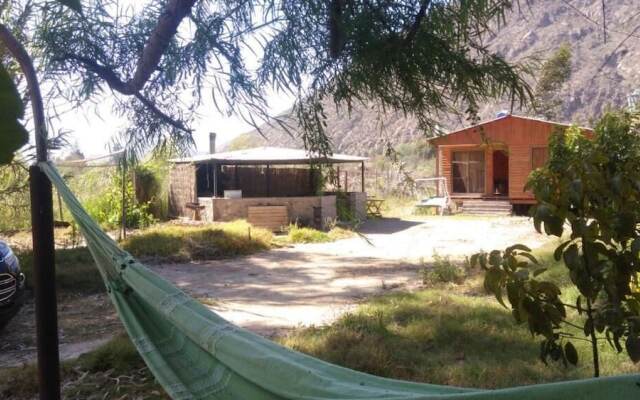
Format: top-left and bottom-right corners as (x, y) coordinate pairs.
(1, 0), (533, 163)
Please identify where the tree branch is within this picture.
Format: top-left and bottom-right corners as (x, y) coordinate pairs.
(65, 0), (197, 95)
(126, 0), (198, 94)
(133, 92), (192, 133)
(0, 23), (47, 161)
(405, 0), (431, 45)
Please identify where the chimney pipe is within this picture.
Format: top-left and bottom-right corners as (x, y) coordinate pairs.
(209, 132), (217, 154)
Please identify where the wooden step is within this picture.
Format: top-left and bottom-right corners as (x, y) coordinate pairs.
(461, 200), (512, 216)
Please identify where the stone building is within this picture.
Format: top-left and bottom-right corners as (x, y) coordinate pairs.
(168, 147), (367, 230)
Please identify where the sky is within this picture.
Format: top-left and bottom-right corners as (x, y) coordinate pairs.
(55, 89), (295, 158)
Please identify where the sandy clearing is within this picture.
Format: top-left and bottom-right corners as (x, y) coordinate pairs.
(154, 216), (549, 335)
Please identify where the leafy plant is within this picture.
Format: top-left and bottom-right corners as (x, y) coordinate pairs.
(422, 254), (466, 285)
(84, 168), (155, 230)
(473, 111), (640, 376)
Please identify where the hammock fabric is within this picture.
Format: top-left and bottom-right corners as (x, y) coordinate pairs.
(41, 162), (640, 400)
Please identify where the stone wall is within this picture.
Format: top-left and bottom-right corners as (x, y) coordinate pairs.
(205, 195), (337, 229)
(169, 163), (196, 217)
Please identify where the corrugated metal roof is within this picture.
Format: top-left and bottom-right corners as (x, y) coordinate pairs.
(170, 146), (367, 165)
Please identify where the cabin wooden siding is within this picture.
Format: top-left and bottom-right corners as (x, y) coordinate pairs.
(431, 116), (590, 203)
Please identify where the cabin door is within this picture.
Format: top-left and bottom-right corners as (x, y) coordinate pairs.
(451, 150), (485, 194)
(492, 150), (509, 196)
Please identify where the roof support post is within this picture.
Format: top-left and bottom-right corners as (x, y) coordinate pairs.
(266, 164), (271, 197)
(213, 162), (218, 197)
(361, 161), (365, 193)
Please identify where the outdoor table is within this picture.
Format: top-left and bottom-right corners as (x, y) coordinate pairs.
(366, 198), (385, 218)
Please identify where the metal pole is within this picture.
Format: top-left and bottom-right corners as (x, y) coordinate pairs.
(29, 167), (59, 400)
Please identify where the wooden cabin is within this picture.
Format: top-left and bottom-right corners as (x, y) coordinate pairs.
(429, 114), (592, 213)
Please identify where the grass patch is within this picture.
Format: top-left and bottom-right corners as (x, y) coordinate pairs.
(0, 335), (168, 399)
(123, 220), (272, 262)
(17, 247), (105, 294)
(285, 225), (355, 244)
(280, 289), (636, 389)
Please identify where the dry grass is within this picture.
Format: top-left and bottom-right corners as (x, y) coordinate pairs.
(0, 335), (168, 400)
(281, 224), (355, 244)
(122, 220), (272, 262)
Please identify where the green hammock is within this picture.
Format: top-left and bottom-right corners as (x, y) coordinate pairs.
(40, 162), (639, 400)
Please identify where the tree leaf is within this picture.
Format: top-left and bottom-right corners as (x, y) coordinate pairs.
(625, 335), (640, 363)
(56, 0), (82, 13)
(0, 64), (28, 165)
(564, 341), (578, 365)
(553, 240), (572, 261)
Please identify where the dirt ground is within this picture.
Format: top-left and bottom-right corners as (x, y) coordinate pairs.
(154, 216), (549, 335)
(0, 215), (549, 366)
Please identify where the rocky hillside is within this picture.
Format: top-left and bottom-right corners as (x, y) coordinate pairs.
(226, 0), (640, 156)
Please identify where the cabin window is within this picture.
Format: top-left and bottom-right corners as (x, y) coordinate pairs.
(531, 147), (549, 170)
(451, 151), (485, 193)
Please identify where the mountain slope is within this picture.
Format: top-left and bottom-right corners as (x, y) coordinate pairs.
(226, 0), (640, 156)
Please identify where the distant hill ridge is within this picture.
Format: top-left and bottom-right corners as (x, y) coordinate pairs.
(225, 0), (640, 156)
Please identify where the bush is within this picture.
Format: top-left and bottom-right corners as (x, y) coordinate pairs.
(421, 254), (465, 284)
(122, 221), (272, 262)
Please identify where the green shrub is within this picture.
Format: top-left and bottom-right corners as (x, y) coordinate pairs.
(421, 254), (465, 285)
(122, 221), (272, 262)
(84, 170), (156, 230)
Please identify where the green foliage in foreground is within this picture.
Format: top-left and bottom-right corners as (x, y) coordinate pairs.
(122, 221), (273, 263)
(478, 111), (640, 377)
(0, 64), (28, 165)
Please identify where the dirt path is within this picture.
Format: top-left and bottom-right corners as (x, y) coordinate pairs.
(154, 216), (549, 335)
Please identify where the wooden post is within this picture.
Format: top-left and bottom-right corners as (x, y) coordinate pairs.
(234, 164), (239, 190)
(336, 166), (341, 190)
(361, 161), (365, 193)
(213, 162), (218, 197)
(266, 164), (271, 197)
(344, 171), (349, 192)
(121, 160), (127, 240)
